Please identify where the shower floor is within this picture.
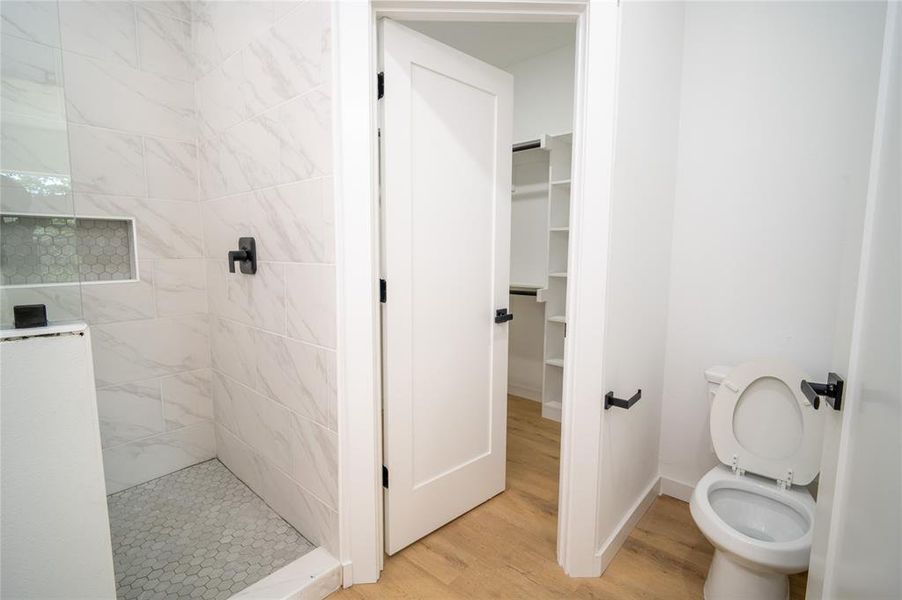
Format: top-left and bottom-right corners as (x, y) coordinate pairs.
(107, 459), (315, 600)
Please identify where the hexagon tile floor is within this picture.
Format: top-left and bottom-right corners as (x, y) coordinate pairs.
(106, 459), (315, 600)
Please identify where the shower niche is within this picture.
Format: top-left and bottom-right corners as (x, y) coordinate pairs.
(0, 214), (138, 286)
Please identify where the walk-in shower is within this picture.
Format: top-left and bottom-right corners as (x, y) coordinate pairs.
(1, 1), (339, 597)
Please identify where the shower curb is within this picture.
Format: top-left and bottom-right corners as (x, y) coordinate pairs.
(229, 547), (341, 600)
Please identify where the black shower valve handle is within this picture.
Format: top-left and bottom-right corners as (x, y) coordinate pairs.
(228, 237), (257, 275)
(227, 249), (248, 272)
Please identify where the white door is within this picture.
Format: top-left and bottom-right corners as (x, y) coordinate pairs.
(379, 19), (513, 555)
(807, 3), (901, 597)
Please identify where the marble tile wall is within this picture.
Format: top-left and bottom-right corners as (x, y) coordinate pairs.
(194, 1), (339, 555)
(0, 0), (214, 493)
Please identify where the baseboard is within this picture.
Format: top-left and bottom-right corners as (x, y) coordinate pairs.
(659, 476), (695, 502)
(508, 384), (541, 402)
(341, 561), (353, 588)
(231, 547), (341, 600)
(596, 476), (660, 574)
(542, 401), (562, 422)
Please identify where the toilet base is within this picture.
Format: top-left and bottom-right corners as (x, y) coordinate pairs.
(704, 550), (789, 600)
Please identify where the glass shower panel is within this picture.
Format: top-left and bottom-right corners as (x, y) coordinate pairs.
(0, 9), (83, 327)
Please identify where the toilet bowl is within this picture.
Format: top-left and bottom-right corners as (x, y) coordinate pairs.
(690, 359), (823, 600)
(691, 466), (815, 598)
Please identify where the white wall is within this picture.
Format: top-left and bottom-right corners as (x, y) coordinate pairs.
(508, 294), (545, 400)
(658, 1), (887, 492)
(595, 1), (685, 564)
(510, 151), (550, 287)
(507, 44), (575, 142)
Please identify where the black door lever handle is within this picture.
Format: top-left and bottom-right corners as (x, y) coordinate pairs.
(228, 237), (257, 274)
(495, 308), (514, 323)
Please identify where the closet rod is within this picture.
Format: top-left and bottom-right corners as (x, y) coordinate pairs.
(512, 139), (542, 153)
(510, 288), (538, 297)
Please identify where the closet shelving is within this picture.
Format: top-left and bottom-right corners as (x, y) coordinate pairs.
(540, 132), (572, 422)
(510, 131), (572, 423)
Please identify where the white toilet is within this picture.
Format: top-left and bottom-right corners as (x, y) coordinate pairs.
(690, 359), (823, 600)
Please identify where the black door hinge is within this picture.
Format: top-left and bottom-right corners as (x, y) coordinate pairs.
(382, 465), (389, 488)
(379, 278), (387, 303)
(377, 72), (384, 99)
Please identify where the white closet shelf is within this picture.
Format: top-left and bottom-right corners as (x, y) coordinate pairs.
(549, 272), (568, 278)
(550, 179), (571, 187)
(512, 183), (550, 197)
(545, 358), (564, 368)
(547, 315), (566, 324)
(549, 227), (569, 232)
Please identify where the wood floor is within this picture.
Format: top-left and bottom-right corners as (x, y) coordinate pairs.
(332, 395), (807, 599)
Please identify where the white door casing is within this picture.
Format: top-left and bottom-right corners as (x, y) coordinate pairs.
(335, 1), (614, 582)
(379, 18), (514, 555)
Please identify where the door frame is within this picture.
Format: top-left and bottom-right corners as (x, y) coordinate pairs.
(333, 0), (622, 585)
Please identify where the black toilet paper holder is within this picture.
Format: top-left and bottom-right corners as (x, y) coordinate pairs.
(800, 373), (844, 411)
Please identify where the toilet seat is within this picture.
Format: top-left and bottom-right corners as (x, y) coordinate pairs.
(711, 359), (823, 485)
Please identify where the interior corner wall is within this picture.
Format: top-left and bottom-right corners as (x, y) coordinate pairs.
(658, 1), (888, 492)
(193, 1), (339, 556)
(506, 44), (575, 143)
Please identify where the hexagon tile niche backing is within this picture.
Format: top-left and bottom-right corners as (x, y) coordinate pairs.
(0, 214), (134, 285)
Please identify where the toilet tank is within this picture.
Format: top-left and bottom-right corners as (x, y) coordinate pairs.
(704, 365), (732, 402)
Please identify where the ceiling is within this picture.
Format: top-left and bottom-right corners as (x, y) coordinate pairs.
(401, 21), (576, 68)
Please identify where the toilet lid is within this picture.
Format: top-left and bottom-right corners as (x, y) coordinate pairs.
(711, 359), (824, 485)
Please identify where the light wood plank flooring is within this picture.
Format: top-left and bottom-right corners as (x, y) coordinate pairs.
(332, 395), (807, 599)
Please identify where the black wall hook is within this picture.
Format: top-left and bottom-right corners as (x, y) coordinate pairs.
(800, 373), (844, 411)
(605, 389), (641, 410)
